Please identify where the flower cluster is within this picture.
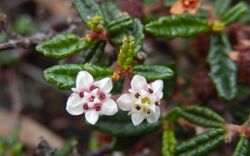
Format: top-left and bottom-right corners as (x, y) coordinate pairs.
(66, 71), (164, 126)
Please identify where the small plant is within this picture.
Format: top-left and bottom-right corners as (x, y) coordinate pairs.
(35, 0), (250, 155)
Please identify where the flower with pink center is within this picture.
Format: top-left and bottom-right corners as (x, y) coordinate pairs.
(116, 75), (163, 126)
(66, 71), (118, 125)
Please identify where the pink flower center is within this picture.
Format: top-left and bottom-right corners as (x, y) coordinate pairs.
(79, 92), (84, 98)
(89, 85), (97, 91)
(94, 104), (101, 111)
(98, 92), (106, 100)
(83, 103), (88, 110)
(89, 96), (95, 102)
(148, 88), (153, 94)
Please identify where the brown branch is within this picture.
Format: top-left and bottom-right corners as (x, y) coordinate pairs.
(0, 33), (51, 51)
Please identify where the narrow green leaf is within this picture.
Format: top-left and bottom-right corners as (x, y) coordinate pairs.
(43, 63), (113, 90)
(215, 0), (232, 16)
(181, 105), (224, 128)
(73, 0), (103, 23)
(106, 15), (134, 35)
(133, 65), (174, 80)
(100, 0), (121, 22)
(133, 19), (144, 54)
(176, 128), (225, 156)
(222, 2), (248, 26)
(162, 129), (176, 156)
(232, 137), (250, 156)
(145, 15), (210, 39)
(88, 111), (161, 137)
(207, 33), (237, 100)
(36, 34), (94, 59)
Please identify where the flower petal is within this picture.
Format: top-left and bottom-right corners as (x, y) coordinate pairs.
(170, 0), (185, 15)
(96, 77), (112, 93)
(131, 112), (144, 126)
(66, 94), (84, 115)
(146, 107), (160, 123)
(101, 99), (118, 115)
(85, 110), (99, 125)
(117, 94), (134, 111)
(151, 80), (164, 99)
(76, 71), (94, 89)
(131, 75), (147, 90)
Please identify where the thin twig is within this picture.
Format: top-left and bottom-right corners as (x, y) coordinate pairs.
(0, 33), (51, 51)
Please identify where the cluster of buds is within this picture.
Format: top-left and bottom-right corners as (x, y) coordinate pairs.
(85, 16), (108, 41)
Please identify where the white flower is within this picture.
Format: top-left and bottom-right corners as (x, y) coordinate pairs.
(66, 71), (118, 125)
(116, 75), (163, 126)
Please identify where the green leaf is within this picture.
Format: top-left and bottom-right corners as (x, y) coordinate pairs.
(232, 137), (250, 156)
(117, 35), (136, 69)
(162, 129), (176, 156)
(106, 15), (134, 35)
(133, 19), (144, 54)
(88, 111), (161, 137)
(145, 15), (210, 39)
(176, 128), (225, 156)
(215, 0), (232, 16)
(73, 0), (103, 23)
(133, 65), (174, 80)
(180, 105), (224, 128)
(36, 34), (94, 59)
(164, 107), (183, 122)
(83, 41), (106, 64)
(99, 0), (121, 22)
(222, 2), (248, 26)
(207, 33), (237, 100)
(43, 63), (113, 90)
